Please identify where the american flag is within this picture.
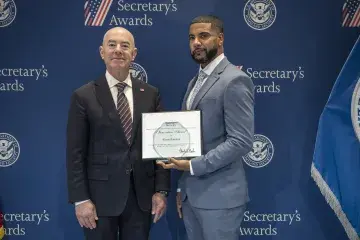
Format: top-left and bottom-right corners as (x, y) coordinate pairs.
(342, 0), (360, 27)
(84, 0), (113, 26)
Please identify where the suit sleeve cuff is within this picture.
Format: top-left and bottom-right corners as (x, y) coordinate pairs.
(189, 156), (205, 176)
(75, 199), (90, 206)
(189, 160), (194, 175)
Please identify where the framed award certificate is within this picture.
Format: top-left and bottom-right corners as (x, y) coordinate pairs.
(142, 111), (202, 160)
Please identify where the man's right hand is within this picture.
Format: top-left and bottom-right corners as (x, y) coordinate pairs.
(75, 200), (98, 229)
(176, 192), (182, 218)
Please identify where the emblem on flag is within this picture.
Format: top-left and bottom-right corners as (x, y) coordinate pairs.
(84, 0), (113, 26)
(342, 0), (360, 27)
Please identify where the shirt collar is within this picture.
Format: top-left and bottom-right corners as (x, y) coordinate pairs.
(106, 70), (132, 88)
(199, 53), (225, 76)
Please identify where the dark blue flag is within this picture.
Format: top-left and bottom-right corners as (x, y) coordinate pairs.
(311, 36), (360, 240)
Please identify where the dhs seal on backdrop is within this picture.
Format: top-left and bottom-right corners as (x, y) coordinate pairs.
(130, 62), (148, 83)
(243, 0), (276, 30)
(0, 133), (20, 167)
(243, 134), (274, 168)
(351, 77), (360, 141)
(0, 0), (16, 27)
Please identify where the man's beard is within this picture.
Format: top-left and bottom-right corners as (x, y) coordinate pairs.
(191, 47), (218, 65)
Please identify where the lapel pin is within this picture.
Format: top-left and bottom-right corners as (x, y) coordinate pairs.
(140, 88), (144, 92)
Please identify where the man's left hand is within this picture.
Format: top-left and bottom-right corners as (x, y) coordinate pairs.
(156, 158), (190, 171)
(152, 193), (167, 223)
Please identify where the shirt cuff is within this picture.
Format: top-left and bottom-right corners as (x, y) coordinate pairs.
(75, 199), (90, 206)
(190, 160), (194, 175)
(177, 188), (181, 192)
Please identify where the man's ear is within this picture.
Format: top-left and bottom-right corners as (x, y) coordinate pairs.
(218, 33), (224, 46)
(132, 47), (138, 61)
(99, 46), (104, 60)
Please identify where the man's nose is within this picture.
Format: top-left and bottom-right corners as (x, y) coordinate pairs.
(193, 37), (201, 47)
(114, 44), (123, 53)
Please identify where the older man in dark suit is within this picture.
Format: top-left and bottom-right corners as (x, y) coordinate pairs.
(66, 27), (170, 240)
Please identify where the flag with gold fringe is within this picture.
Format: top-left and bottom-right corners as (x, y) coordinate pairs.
(0, 210), (4, 240)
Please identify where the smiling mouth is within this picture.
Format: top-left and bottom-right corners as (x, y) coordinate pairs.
(194, 49), (204, 54)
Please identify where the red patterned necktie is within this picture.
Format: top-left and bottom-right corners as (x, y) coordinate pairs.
(116, 82), (132, 145)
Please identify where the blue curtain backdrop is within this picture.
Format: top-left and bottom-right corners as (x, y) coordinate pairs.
(1, 0), (360, 239)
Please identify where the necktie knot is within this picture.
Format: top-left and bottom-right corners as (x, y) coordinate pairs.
(197, 70), (207, 83)
(116, 82), (127, 93)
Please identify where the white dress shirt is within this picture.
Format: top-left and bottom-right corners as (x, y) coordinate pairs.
(75, 71), (133, 206)
(177, 53), (225, 192)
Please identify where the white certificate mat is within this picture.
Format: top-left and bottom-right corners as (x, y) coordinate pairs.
(142, 111), (202, 160)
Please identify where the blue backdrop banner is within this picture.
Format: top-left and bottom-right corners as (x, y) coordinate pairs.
(1, 0), (360, 239)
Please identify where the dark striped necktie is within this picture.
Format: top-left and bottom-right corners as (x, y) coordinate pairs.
(116, 82), (132, 145)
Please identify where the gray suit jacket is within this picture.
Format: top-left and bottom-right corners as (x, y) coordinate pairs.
(179, 57), (254, 209)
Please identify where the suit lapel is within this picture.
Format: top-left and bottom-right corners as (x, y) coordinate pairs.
(182, 75), (198, 110)
(190, 57), (230, 110)
(94, 76), (127, 144)
(190, 74), (219, 110)
(130, 77), (146, 145)
(95, 76), (120, 122)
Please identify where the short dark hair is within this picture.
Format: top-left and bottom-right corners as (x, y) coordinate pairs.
(190, 15), (224, 34)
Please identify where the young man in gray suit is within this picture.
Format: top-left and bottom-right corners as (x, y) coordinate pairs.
(158, 15), (255, 240)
